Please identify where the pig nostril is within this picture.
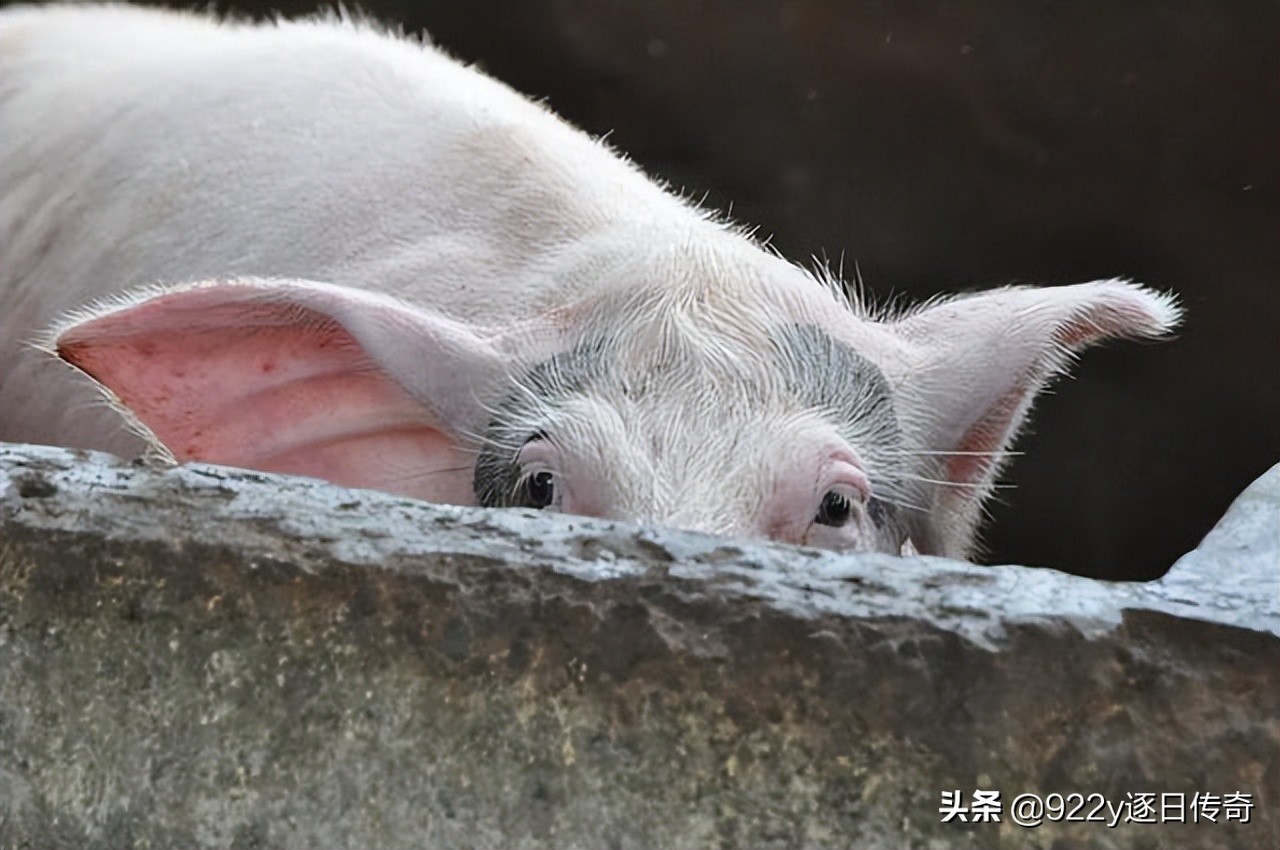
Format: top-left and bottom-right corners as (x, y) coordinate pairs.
(815, 490), (853, 527)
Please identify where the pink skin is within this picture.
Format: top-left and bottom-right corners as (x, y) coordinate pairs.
(772, 446), (873, 548)
(55, 282), (479, 506)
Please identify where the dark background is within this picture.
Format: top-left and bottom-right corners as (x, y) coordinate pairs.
(14, 0), (1278, 578)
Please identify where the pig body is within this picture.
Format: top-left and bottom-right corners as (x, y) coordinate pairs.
(0, 5), (1181, 559)
(0, 3), (690, 451)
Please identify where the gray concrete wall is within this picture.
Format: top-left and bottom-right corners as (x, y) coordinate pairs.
(1, 443), (1276, 848)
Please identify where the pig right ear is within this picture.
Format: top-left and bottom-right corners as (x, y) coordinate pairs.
(50, 278), (507, 505)
(884, 279), (1181, 559)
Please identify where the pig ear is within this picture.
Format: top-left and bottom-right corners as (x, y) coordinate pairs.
(889, 279), (1181, 557)
(50, 278), (507, 505)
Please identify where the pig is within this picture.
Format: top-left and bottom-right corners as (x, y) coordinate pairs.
(0, 4), (1181, 559)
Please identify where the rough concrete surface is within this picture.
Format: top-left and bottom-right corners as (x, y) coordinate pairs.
(1, 442), (1276, 849)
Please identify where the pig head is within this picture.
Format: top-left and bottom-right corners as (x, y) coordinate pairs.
(48, 272), (1180, 560)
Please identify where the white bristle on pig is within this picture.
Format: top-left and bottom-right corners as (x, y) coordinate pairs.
(0, 4), (1181, 559)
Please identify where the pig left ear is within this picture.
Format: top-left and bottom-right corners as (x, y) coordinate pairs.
(888, 279), (1181, 558)
(50, 278), (508, 505)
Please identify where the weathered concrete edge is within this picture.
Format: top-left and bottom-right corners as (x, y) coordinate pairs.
(3, 442), (1276, 645)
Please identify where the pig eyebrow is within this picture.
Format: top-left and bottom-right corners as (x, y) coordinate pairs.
(774, 324), (905, 514)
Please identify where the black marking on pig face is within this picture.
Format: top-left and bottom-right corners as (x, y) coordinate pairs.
(473, 341), (607, 509)
(866, 495), (893, 528)
(473, 323), (912, 550)
(774, 324), (906, 531)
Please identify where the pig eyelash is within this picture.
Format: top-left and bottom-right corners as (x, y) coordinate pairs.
(852, 479), (930, 516)
(510, 466), (548, 492)
(836, 465), (929, 516)
(509, 466), (561, 510)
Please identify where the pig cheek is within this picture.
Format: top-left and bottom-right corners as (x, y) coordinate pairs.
(763, 469), (832, 545)
(763, 498), (812, 546)
(557, 472), (609, 519)
(796, 507), (880, 552)
(800, 524), (847, 551)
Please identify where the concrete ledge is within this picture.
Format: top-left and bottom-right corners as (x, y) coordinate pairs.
(1, 442), (1276, 848)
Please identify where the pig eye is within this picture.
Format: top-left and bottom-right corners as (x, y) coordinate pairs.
(815, 490), (854, 527)
(515, 432), (561, 510)
(524, 470), (556, 509)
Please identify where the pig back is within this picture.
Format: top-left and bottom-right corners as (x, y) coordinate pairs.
(0, 5), (685, 453)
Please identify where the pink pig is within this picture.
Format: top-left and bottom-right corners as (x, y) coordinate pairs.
(0, 5), (1180, 558)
